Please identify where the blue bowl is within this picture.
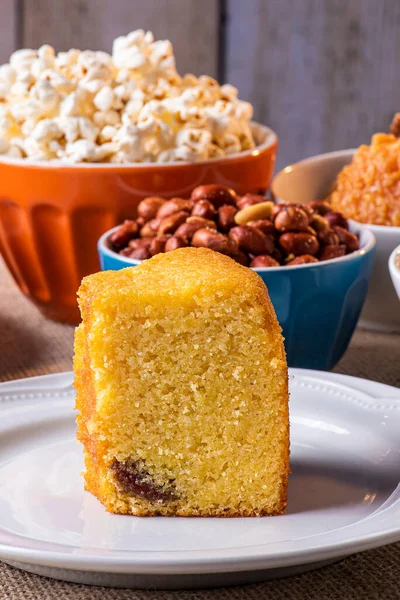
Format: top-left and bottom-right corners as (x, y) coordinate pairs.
(98, 223), (375, 371)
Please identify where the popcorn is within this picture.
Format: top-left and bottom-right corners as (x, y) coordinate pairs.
(175, 128), (212, 153)
(55, 49), (80, 79)
(123, 97), (144, 123)
(58, 117), (79, 143)
(207, 143), (225, 159)
(77, 117), (99, 141)
(60, 89), (90, 117)
(113, 124), (144, 162)
(99, 125), (117, 142)
(65, 139), (98, 162)
(31, 118), (63, 142)
(220, 84), (238, 102)
(0, 64), (16, 87)
(40, 70), (74, 94)
(94, 86), (114, 112)
(218, 133), (242, 155)
(0, 114), (16, 139)
(0, 30), (255, 163)
(21, 118), (37, 136)
(24, 136), (52, 160)
(95, 141), (118, 160)
(30, 79), (60, 114)
(78, 51), (115, 94)
(10, 49), (36, 72)
(31, 45), (55, 79)
(93, 109), (120, 128)
(0, 138), (9, 153)
(235, 101), (253, 122)
(7, 144), (24, 158)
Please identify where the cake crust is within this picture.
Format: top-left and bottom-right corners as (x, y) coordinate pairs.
(74, 248), (289, 517)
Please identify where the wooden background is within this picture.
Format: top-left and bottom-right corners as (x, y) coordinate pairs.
(1, 0), (399, 169)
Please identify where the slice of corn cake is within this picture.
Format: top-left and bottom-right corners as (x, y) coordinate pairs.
(74, 247), (289, 516)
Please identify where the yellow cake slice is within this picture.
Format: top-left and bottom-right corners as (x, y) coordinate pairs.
(74, 247), (289, 517)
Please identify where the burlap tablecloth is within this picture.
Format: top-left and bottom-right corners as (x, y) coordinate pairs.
(1, 257), (399, 599)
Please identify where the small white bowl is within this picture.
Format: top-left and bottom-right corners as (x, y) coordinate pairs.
(389, 245), (400, 301)
(272, 149), (400, 333)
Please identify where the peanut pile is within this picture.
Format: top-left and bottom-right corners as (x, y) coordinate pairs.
(109, 184), (359, 267)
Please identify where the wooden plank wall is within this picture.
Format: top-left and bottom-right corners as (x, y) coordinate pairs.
(21, 0), (220, 78)
(3, 0), (400, 169)
(0, 1), (17, 64)
(225, 0), (400, 168)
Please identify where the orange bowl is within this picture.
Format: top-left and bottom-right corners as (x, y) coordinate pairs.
(0, 122), (277, 324)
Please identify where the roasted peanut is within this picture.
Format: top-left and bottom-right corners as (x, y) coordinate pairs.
(311, 213), (330, 233)
(136, 216), (146, 228)
(279, 232), (320, 256)
(187, 216), (216, 229)
(110, 220), (139, 249)
(308, 200), (332, 215)
(286, 254), (319, 265)
(271, 247), (284, 264)
(246, 219), (275, 235)
(236, 193), (266, 210)
(149, 235), (169, 256)
(390, 112), (400, 137)
(318, 229), (340, 246)
(140, 218), (161, 238)
(333, 226), (359, 253)
(191, 184), (237, 207)
(130, 246), (152, 260)
(137, 196), (166, 220)
(112, 193), (357, 266)
(156, 198), (193, 219)
(175, 216), (216, 240)
(231, 250), (250, 267)
(302, 204), (315, 218)
(121, 245), (151, 260)
(191, 199), (216, 219)
(319, 244), (346, 261)
(192, 228), (238, 255)
(234, 201), (274, 225)
(325, 212), (348, 229)
(128, 237), (152, 249)
(165, 235), (189, 252)
(158, 211), (189, 235)
(217, 205), (238, 231)
(229, 225), (274, 256)
(272, 204), (283, 218)
(250, 255), (280, 268)
(274, 205), (310, 232)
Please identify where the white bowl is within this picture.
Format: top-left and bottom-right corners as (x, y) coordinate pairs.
(272, 149), (400, 333)
(389, 245), (400, 301)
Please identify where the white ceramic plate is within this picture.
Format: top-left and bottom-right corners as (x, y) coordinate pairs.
(0, 370), (399, 589)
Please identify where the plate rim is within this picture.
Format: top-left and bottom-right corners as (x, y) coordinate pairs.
(0, 368), (399, 575)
